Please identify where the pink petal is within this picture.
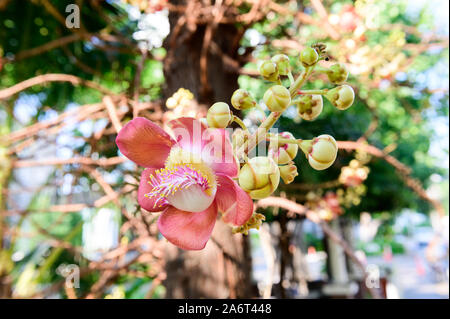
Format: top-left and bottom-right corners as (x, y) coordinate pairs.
(167, 117), (238, 177)
(116, 117), (175, 168)
(167, 117), (207, 154)
(215, 174), (253, 226)
(203, 128), (239, 178)
(157, 202), (218, 250)
(138, 168), (169, 212)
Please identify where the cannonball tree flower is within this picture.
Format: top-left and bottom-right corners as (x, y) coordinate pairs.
(299, 134), (338, 170)
(207, 102), (232, 128)
(268, 132), (299, 164)
(279, 161), (298, 184)
(231, 89), (256, 110)
(263, 85), (291, 112)
(295, 94), (323, 121)
(116, 117), (253, 250)
(259, 60), (279, 82)
(238, 156), (280, 199)
(326, 63), (349, 85)
(324, 84), (355, 110)
(271, 54), (291, 76)
(300, 47), (319, 67)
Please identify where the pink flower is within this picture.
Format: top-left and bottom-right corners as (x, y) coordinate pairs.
(116, 117), (253, 250)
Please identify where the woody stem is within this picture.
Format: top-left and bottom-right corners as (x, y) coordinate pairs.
(237, 66), (315, 157)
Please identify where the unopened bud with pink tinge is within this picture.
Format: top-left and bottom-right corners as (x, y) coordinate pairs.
(231, 89), (256, 110)
(299, 134), (338, 170)
(325, 85), (355, 110)
(269, 132), (298, 165)
(207, 102), (232, 128)
(279, 161), (298, 184)
(238, 156), (280, 199)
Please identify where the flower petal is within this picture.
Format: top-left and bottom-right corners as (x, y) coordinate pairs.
(215, 174), (253, 226)
(203, 128), (239, 178)
(167, 117), (207, 155)
(116, 117), (175, 168)
(167, 118), (238, 177)
(138, 168), (169, 212)
(157, 202), (218, 250)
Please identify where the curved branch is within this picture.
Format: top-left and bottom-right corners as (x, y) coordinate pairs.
(12, 156), (125, 168)
(337, 140), (445, 216)
(0, 73), (115, 100)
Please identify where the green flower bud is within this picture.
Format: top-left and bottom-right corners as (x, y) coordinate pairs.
(296, 95), (323, 121)
(238, 156), (280, 199)
(259, 60), (279, 82)
(300, 134), (338, 170)
(300, 47), (319, 67)
(263, 85), (291, 112)
(324, 85), (355, 110)
(207, 102), (232, 128)
(279, 161), (298, 184)
(231, 89), (256, 110)
(271, 54), (290, 76)
(326, 63), (349, 84)
(269, 132), (299, 165)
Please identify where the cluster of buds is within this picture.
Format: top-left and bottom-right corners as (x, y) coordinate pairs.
(204, 43), (356, 227)
(305, 191), (343, 221)
(258, 54), (291, 82)
(163, 88), (200, 125)
(339, 159), (370, 187)
(336, 184), (367, 207)
(166, 88), (194, 109)
(232, 213), (266, 235)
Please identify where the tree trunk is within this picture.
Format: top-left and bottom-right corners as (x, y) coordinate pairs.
(161, 1), (256, 298)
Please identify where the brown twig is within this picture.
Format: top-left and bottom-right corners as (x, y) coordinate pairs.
(0, 74), (115, 100)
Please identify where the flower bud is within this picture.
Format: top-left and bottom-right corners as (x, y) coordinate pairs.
(296, 95), (323, 121)
(231, 89), (256, 110)
(269, 132), (298, 165)
(166, 97), (178, 109)
(263, 85), (291, 112)
(326, 63), (349, 84)
(259, 60), (279, 81)
(207, 102), (232, 128)
(325, 85), (355, 110)
(300, 47), (319, 67)
(279, 161), (298, 184)
(300, 134), (338, 170)
(232, 128), (249, 151)
(238, 156), (280, 199)
(271, 54), (290, 75)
